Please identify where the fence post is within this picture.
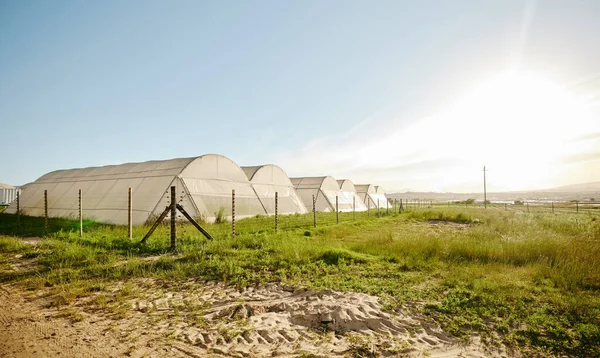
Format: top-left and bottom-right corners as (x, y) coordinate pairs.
(78, 189), (83, 237)
(552, 201), (554, 213)
(312, 194), (316, 228)
(232, 189), (236, 238)
(386, 199), (389, 215)
(336, 196), (339, 224)
(44, 189), (49, 232)
(527, 202), (530, 213)
(400, 199), (403, 212)
(576, 201), (579, 213)
(16, 190), (20, 226)
(170, 186), (177, 251)
(128, 187), (133, 239)
(353, 195), (356, 221)
(275, 191), (278, 232)
(377, 199), (380, 217)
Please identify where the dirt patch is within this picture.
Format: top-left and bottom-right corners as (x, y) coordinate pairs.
(21, 237), (44, 245)
(427, 220), (472, 229)
(3, 254), (40, 273)
(1, 278), (509, 357)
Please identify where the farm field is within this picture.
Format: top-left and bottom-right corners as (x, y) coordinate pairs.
(0, 207), (599, 357)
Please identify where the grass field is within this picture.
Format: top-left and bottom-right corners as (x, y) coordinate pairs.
(1, 207), (599, 356)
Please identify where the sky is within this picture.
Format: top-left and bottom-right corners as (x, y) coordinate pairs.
(1, 0), (599, 192)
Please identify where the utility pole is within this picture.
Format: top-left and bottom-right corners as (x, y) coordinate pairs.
(483, 165), (487, 209)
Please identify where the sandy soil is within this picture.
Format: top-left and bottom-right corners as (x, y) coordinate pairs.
(1, 254), (510, 357)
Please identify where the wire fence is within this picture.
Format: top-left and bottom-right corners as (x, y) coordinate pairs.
(6, 186), (599, 248)
(4, 187), (402, 242)
(423, 200), (600, 216)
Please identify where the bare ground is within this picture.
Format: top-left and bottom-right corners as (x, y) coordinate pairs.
(1, 252), (510, 358)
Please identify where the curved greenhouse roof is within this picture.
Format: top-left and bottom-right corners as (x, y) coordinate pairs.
(5, 154), (266, 225)
(290, 176), (347, 212)
(356, 184), (389, 209)
(0, 183), (15, 190)
(242, 165), (307, 215)
(373, 185), (390, 209)
(336, 179), (367, 212)
(355, 184), (379, 209)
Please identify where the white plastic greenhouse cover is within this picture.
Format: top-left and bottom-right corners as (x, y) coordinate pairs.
(290, 176), (347, 212)
(355, 184), (381, 209)
(336, 179), (367, 212)
(242, 165), (308, 215)
(4, 154), (266, 225)
(373, 185), (390, 209)
(0, 183), (19, 206)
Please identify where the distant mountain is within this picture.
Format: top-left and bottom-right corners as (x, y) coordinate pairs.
(538, 182), (600, 193)
(387, 182), (600, 202)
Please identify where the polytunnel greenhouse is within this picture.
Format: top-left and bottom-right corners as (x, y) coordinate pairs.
(374, 185), (390, 208)
(336, 179), (368, 212)
(242, 164), (307, 215)
(5, 154), (266, 225)
(0, 183), (20, 206)
(290, 176), (349, 212)
(355, 184), (381, 209)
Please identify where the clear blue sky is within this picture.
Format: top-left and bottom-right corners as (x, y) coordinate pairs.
(2, 0), (599, 191)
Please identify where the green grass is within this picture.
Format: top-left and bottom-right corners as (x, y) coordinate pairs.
(1, 207), (599, 356)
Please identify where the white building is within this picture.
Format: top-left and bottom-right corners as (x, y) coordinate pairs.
(0, 183), (20, 206)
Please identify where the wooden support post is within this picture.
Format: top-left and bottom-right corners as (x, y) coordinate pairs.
(312, 194), (316, 228)
(170, 186), (176, 251)
(336, 196), (339, 224)
(400, 199), (403, 211)
(44, 190), (48, 232)
(141, 206), (170, 243)
(386, 199), (389, 215)
(367, 199), (370, 217)
(176, 204), (214, 240)
(377, 199), (380, 217)
(353, 195), (356, 221)
(576, 201), (579, 213)
(552, 201), (554, 213)
(78, 189), (83, 237)
(275, 192), (279, 232)
(128, 187), (133, 239)
(232, 189), (236, 238)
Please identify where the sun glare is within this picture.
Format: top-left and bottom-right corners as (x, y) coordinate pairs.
(431, 70), (594, 190)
